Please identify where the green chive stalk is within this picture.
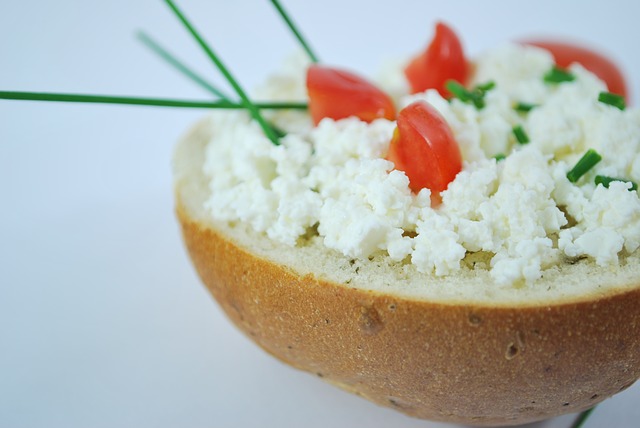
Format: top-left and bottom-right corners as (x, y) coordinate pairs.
(598, 91), (626, 110)
(269, 0), (319, 63)
(570, 406), (596, 428)
(0, 91), (307, 110)
(512, 125), (530, 145)
(544, 66), (575, 84)
(445, 80), (491, 109)
(566, 149), (602, 183)
(514, 102), (537, 113)
(136, 31), (231, 100)
(595, 175), (638, 191)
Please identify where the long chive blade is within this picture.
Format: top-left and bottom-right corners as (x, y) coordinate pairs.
(136, 30), (231, 100)
(570, 406), (596, 428)
(567, 149), (602, 183)
(164, 0), (280, 145)
(0, 91), (308, 110)
(137, 30), (293, 139)
(269, 0), (319, 63)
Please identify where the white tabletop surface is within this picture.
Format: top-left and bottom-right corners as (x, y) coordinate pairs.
(1, 1), (640, 427)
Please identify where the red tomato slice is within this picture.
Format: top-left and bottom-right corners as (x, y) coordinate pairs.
(306, 64), (396, 125)
(404, 21), (469, 97)
(387, 101), (462, 200)
(524, 40), (628, 99)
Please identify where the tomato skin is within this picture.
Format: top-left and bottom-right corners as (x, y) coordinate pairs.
(524, 40), (628, 99)
(387, 101), (462, 199)
(306, 64), (396, 125)
(404, 21), (469, 97)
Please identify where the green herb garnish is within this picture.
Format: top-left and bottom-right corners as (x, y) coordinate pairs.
(446, 80), (474, 103)
(136, 30), (293, 140)
(0, 91), (307, 110)
(567, 149), (602, 183)
(514, 102), (537, 113)
(595, 175), (638, 191)
(270, 0), (319, 63)
(136, 31), (231, 100)
(164, 0), (281, 145)
(544, 66), (575, 84)
(570, 406), (596, 428)
(494, 153), (506, 162)
(598, 91), (626, 110)
(512, 125), (530, 144)
(445, 80), (494, 109)
(1, 2), (310, 143)
(475, 81), (496, 93)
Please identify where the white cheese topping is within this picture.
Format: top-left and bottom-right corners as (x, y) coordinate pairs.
(202, 43), (640, 286)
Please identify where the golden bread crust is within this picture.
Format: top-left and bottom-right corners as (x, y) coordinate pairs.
(177, 204), (640, 426)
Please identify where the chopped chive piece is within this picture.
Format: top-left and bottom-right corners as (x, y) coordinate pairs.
(446, 80), (470, 98)
(445, 80), (488, 109)
(164, 0), (281, 145)
(494, 153), (506, 162)
(570, 406), (596, 428)
(270, 0), (319, 63)
(136, 31), (231, 100)
(475, 81), (496, 93)
(595, 175), (638, 191)
(598, 91), (626, 110)
(446, 80), (473, 101)
(0, 91), (308, 110)
(514, 102), (537, 113)
(512, 125), (530, 144)
(544, 66), (575, 84)
(567, 149), (602, 183)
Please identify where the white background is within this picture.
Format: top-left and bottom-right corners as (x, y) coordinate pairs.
(1, 1), (640, 427)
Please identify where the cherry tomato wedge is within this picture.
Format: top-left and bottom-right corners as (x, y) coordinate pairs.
(524, 40), (628, 100)
(387, 101), (462, 200)
(306, 64), (396, 125)
(404, 21), (469, 97)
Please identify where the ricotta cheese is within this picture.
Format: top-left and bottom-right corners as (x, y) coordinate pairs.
(202, 43), (640, 286)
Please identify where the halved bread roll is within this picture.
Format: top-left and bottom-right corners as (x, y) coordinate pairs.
(174, 118), (640, 426)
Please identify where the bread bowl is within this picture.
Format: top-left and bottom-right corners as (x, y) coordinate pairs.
(173, 41), (640, 426)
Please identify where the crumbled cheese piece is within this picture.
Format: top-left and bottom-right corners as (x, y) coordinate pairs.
(439, 148), (566, 284)
(413, 208), (466, 275)
(559, 181), (640, 264)
(203, 112), (321, 245)
(472, 43), (554, 104)
(309, 119), (419, 260)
